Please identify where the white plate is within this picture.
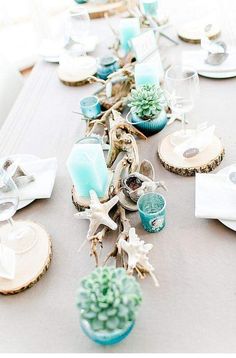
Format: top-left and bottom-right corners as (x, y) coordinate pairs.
(217, 165), (236, 231)
(0, 154), (39, 210)
(199, 70), (236, 79)
(39, 36), (98, 63)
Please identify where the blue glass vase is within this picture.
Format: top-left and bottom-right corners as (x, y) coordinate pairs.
(80, 319), (135, 345)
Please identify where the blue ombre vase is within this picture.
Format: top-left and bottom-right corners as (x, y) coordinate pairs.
(137, 192), (166, 233)
(128, 109), (167, 136)
(80, 320), (135, 345)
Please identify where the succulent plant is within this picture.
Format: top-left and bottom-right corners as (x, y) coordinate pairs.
(129, 84), (166, 120)
(77, 267), (142, 332)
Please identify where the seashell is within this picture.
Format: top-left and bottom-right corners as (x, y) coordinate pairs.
(139, 160), (155, 180)
(122, 172), (167, 203)
(117, 227), (159, 286)
(75, 190), (119, 240)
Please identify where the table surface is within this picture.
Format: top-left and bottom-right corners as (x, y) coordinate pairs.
(1, 0), (236, 353)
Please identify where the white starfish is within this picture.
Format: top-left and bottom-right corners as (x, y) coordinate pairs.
(75, 190), (119, 240)
(117, 227), (159, 287)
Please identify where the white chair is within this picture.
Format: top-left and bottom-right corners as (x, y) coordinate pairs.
(0, 55), (23, 128)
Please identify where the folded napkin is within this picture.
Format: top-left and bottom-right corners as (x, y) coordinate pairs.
(0, 244), (15, 280)
(195, 166), (236, 220)
(182, 49), (236, 73)
(15, 158), (57, 201)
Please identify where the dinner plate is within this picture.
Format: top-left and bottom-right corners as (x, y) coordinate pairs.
(217, 165), (236, 231)
(199, 70), (236, 79)
(39, 36), (99, 63)
(0, 154), (39, 210)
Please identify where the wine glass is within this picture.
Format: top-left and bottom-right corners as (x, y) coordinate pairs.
(0, 168), (37, 254)
(165, 65), (199, 145)
(65, 6), (90, 57)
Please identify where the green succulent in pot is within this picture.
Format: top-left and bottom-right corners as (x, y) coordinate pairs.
(77, 266), (142, 345)
(128, 84), (168, 135)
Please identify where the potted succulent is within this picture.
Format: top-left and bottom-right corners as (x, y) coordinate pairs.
(77, 267), (142, 345)
(128, 84), (168, 136)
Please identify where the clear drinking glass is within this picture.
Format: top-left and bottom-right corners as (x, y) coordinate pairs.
(66, 7), (90, 56)
(165, 65), (199, 145)
(0, 169), (37, 254)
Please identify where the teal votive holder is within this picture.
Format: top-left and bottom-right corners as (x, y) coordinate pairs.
(80, 96), (101, 119)
(137, 192), (166, 233)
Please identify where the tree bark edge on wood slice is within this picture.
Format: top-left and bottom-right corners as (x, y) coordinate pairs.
(59, 79), (88, 87)
(158, 148), (225, 177)
(178, 32), (220, 44)
(0, 221), (52, 295)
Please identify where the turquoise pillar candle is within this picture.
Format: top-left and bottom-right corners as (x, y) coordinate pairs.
(137, 192), (166, 233)
(140, 0), (158, 16)
(67, 137), (109, 198)
(135, 63), (159, 87)
(119, 18), (140, 54)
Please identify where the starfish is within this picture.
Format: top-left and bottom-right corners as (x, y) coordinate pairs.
(75, 190), (119, 240)
(117, 227), (159, 286)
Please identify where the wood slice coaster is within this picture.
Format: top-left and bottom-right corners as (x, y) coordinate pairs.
(78, 1), (126, 19)
(177, 21), (221, 44)
(58, 69), (92, 87)
(0, 221), (52, 295)
(158, 133), (225, 176)
(72, 170), (114, 210)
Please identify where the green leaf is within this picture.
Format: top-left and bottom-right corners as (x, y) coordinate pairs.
(106, 316), (119, 331)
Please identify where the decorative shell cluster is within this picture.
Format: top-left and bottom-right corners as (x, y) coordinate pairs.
(129, 84), (166, 120)
(77, 267), (142, 332)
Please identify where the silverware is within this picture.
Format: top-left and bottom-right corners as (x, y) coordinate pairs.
(203, 25), (229, 66)
(205, 51), (229, 65)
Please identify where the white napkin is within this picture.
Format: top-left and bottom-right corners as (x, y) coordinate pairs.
(16, 158), (57, 201)
(195, 167), (236, 220)
(0, 244), (15, 280)
(182, 49), (236, 73)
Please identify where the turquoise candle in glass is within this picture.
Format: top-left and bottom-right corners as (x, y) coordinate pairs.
(137, 192), (166, 233)
(119, 18), (140, 54)
(67, 137), (109, 198)
(80, 96), (101, 119)
(140, 0), (158, 16)
(135, 63), (159, 87)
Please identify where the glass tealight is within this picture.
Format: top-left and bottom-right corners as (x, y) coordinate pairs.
(137, 192), (166, 233)
(80, 96), (101, 119)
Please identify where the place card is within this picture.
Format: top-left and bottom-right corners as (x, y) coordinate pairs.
(131, 30), (164, 81)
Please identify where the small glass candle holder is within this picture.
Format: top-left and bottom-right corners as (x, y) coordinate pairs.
(80, 96), (101, 119)
(140, 0), (158, 16)
(137, 192), (166, 233)
(135, 63), (159, 87)
(97, 56), (120, 80)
